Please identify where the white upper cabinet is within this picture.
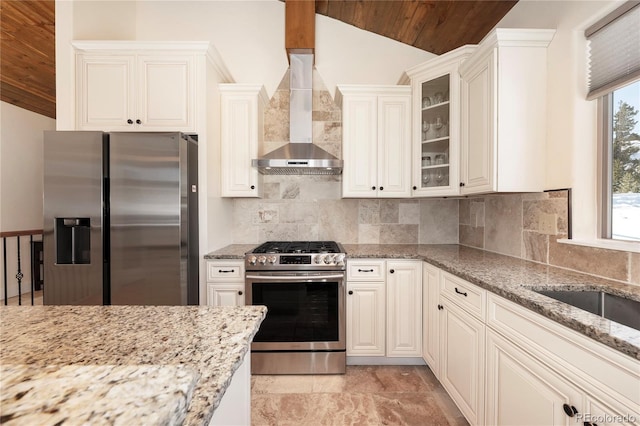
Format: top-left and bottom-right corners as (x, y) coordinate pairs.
(404, 46), (475, 197)
(220, 84), (267, 198)
(73, 41), (204, 131)
(459, 29), (555, 194)
(337, 85), (412, 198)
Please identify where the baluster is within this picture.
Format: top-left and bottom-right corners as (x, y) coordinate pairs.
(30, 235), (34, 305)
(2, 237), (6, 305)
(16, 236), (23, 305)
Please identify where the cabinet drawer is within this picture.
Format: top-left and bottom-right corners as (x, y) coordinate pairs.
(440, 272), (486, 319)
(347, 260), (386, 281)
(207, 261), (244, 281)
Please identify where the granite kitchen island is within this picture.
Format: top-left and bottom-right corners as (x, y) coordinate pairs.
(0, 305), (266, 425)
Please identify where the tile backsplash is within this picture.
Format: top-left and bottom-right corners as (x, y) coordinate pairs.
(231, 69), (458, 246)
(230, 68), (638, 286)
(459, 190), (639, 286)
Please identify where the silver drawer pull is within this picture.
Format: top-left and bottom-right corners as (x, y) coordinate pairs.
(219, 269), (235, 273)
(454, 287), (468, 297)
(358, 269), (374, 273)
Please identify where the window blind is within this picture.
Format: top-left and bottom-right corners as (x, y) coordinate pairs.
(585, 2), (640, 100)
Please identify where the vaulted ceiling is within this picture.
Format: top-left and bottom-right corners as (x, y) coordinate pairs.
(0, 0), (517, 120)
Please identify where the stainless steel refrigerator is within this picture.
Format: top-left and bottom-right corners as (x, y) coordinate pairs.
(43, 131), (198, 305)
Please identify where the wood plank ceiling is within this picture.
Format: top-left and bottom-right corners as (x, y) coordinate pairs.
(0, 0), (516, 120)
(1, 1), (56, 118)
(315, 0), (518, 55)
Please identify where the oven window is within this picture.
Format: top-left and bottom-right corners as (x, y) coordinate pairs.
(252, 281), (339, 342)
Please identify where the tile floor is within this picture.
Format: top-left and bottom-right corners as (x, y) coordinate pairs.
(251, 365), (468, 426)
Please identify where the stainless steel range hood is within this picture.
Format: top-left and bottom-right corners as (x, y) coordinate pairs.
(252, 54), (343, 175)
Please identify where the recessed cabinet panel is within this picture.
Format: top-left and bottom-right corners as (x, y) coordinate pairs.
(139, 56), (193, 129)
(207, 284), (244, 307)
(386, 261), (422, 356)
(378, 96), (412, 197)
(440, 299), (484, 425)
(486, 330), (582, 426)
(220, 85), (266, 197)
(462, 57), (493, 193)
(80, 57), (134, 129)
(341, 95), (378, 197)
(346, 282), (386, 356)
(422, 263), (440, 377)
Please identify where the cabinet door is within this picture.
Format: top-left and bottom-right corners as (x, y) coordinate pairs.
(486, 329), (584, 426)
(342, 95), (378, 198)
(377, 95), (411, 197)
(346, 281), (385, 356)
(207, 284), (245, 307)
(138, 55), (194, 130)
(460, 50), (496, 194)
(220, 87), (264, 197)
(583, 397), (638, 426)
(77, 55), (135, 130)
(440, 298), (484, 425)
(386, 261), (422, 357)
(422, 262), (440, 377)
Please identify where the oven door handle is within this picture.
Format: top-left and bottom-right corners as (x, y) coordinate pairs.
(245, 274), (345, 281)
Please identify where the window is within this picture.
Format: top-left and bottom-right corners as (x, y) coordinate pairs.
(586, 2), (640, 242)
(599, 83), (640, 241)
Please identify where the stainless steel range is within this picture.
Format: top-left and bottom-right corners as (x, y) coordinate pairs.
(245, 241), (346, 374)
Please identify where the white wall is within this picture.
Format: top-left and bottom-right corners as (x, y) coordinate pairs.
(0, 101), (55, 300)
(68, 0), (434, 98)
(0, 102), (55, 232)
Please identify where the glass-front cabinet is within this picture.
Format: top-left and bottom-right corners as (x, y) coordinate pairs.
(404, 46), (475, 197)
(420, 75), (451, 190)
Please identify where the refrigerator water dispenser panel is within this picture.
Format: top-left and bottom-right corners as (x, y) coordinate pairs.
(55, 218), (91, 264)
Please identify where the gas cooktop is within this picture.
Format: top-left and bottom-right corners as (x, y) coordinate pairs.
(245, 241), (346, 270)
(251, 241), (342, 254)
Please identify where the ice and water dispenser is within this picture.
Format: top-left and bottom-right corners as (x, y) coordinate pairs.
(55, 218), (91, 264)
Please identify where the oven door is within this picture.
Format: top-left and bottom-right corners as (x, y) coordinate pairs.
(245, 271), (345, 351)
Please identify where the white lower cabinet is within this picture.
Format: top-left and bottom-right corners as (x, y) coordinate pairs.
(422, 262), (440, 377)
(346, 281), (386, 356)
(346, 259), (421, 358)
(421, 262), (639, 426)
(440, 296), (485, 425)
(206, 260), (245, 307)
(386, 261), (422, 357)
(486, 329), (583, 426)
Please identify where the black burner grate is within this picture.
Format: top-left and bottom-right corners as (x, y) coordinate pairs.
(252, 241), (341, 254)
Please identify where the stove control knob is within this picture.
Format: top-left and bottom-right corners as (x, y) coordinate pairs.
(248, 256), (257, 266)
(257, 256), (267, 265)
(315, 255), (324, 264)
(267, 255), (277, 265)
(335, 254), (345, 266)
(324, 254), (335, 264)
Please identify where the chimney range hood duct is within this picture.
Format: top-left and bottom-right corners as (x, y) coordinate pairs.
(252, 53), (343, 175)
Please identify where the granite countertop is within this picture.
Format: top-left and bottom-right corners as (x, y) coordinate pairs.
(204, 244), (256, 259)
(205, 243), (640, 359)
(0, 305), (267, 425)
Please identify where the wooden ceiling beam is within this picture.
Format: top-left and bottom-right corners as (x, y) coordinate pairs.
(285, 0), (315, 56)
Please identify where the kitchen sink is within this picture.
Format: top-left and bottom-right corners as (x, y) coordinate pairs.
(534, 290), (640, 331)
